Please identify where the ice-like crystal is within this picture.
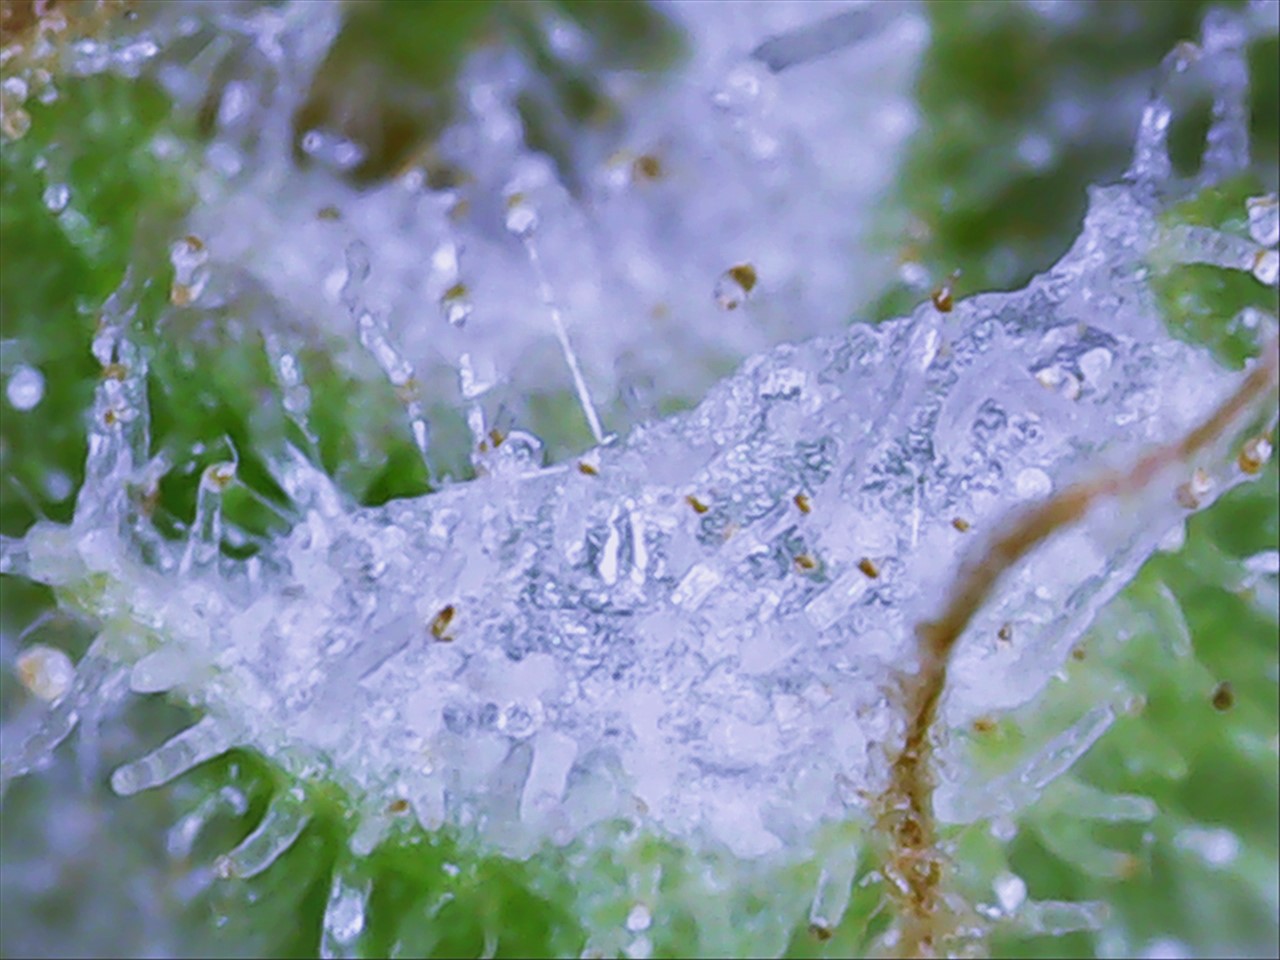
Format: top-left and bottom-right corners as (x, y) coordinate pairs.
(157, 0), (928, 447)
(21, 152), (1277, 860)
(213, 786), (310, 879)
(320, 861), (371, 959)
(3, 11), (1278, 955)
(110, 716), (234, 797)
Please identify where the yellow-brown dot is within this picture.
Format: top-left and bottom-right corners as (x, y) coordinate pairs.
(317, 205), (341, 221)
(1211, 681), (1234, 711)
(633, 153), (663, 181)
(577, 461), (599, 476)
(951, 517), (971, 532)
(207, 464), (235, 490)
(449, 198), (471, 221)
(857, 557), (880, 579)
(808, 923), (833, 942)
(442, 281), (468, 302)
(387, 798), (410, 814)
(170, 283), (193, 307)
(686, 495), (710, 514)
(1071, 645), (1087, 662)
(488, 427), (505, 448)
(794, 492), (812, 514)
(728, 263), (757, 294)
(997, 622), (1013, 643)
(182, 234), (205, 252)
(100, 362), (127, 381)
(794, 553), (817, 572)
(395, 378), (419, 404)
(430, 604), (456, 642)
(1238, 436), (1273, 475)
(972, 716), (996, 734)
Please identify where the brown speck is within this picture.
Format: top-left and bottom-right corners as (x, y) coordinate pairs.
(997, 623), (1013, 643)
(808, 922), (833, 942)
(1115, 853), (1142, 880)
(137, 483), (160, 518)
(395, 378), (419, 404)
(728, 263), (757, 294)
(170, 282), (193, 307)
(442, 281), (467, 301)
(102, 408), (118, 426)
(951, 517), (970, 532)
(794, 492), (812, 514)
(207, 465), (235, 490)
(931, 271), (959, 313)
(488, 428), (505, 448)
(430, 604), (456, 642)
(794, 553), (817, 572)
(387, 798), (410, 814)
(686, 495), (709, 515)
(1211, 681), (1234, 711)
(857, 557), (880, 579)
(505, 191), (526, 209)
(633, 153), (663, 181)
(182, 234), (205, 252)
(317, 205), (342, 221)
(1238, 436), (1273, 475)
(577, 461), (598, 476)
(101, 362), (127, 381)
(448, 198), (471, 221)
(972, 716), (996, 734)
(1071, 645), (1087, 661)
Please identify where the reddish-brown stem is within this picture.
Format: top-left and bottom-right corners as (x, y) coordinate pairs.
(878, 337), (1279, 958)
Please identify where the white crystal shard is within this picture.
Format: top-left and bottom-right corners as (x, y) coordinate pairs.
(110, 716), (233, 797)
(213, 786), (310, 879)
(320, 862), (372, 959)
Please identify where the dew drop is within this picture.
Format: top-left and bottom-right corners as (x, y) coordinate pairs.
(625, 904), (652, 933)
(1014, 467), (1052, 499)
(15, 644), (75, 702)
(42, 182), (70, 213)
(6, 364), (45, 411)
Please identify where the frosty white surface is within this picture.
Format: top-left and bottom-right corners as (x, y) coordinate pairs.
(2, 0), (1277, 873)
(155, 0), (927, 443)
